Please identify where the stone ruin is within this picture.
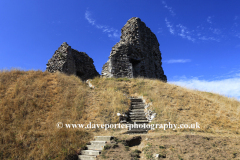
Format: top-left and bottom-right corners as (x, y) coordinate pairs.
(101, 17), (167, 82)
(46, 17), (167, 82)
(46, 42), (99, 81)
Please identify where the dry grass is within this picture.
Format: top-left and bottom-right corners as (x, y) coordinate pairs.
(96, 134), (240, 159)
(0, 70), (92, 160)
(122, 77), (240, 135)
(1, 70), (240, 159)
(118, 134), (240, 160)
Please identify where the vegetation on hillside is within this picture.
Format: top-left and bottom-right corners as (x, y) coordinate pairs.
(0, 69), (240, 159)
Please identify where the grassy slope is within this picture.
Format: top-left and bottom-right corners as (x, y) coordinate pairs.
(0, 70), (240, 159)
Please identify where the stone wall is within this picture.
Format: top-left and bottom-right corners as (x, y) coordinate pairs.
(46, 42), (99, 81)
(101, 17), (167, 82)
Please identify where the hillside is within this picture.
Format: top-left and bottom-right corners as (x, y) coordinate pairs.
(1, 70), (240, 160)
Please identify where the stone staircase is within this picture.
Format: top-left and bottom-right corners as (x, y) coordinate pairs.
(125, 98), (150, 134)
(78, 136), (113, 160)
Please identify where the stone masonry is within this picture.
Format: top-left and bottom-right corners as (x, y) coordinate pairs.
(101, 17), (167, 82)
(46, 42), (99, 81)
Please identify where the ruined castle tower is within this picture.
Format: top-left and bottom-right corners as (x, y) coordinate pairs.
(46, 42), (99, 81)
(101, 17), (167, 82)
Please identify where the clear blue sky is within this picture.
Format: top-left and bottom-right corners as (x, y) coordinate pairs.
(0, 0), (240, 100)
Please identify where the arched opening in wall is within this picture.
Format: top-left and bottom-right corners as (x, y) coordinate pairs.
(129, 58), (141, 77)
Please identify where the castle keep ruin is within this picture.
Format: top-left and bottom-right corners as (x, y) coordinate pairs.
(46, 17), (167, 82)
(101, 17), (167, 82)
(46, 42), (99, 80)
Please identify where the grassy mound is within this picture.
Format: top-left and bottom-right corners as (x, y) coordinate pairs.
(0, 70), (240, 159)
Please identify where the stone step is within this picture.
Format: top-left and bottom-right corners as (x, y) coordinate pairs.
(131, 104), (145, 107)
(130, 120), (149, 123)
(129, 112), (145, 115)
(79, 136), (115, 159)
(129, 117), (145, 119)
(129, 118), (147, 120)
(125, 129), (148, 134)
(131, 102), (145, 105)
(129, 113), (145, 115)
(130, 118), (148, 121)
(129, 110), (145, 112)
(129, 109), (145, 112)
(78, 155), (97, 160)
(130, 99), (143, 102)
(129, 114), (146, 117)
(86, 145), (105, 150)
(129, 112), (145, 116)
(94, 136), (113, 142)
(131, 99), (143, 102)
(131, 105), (145, 109)
(81, 150), (100, 156)
(90, 141), (106, 145)
(131, 107), (144, 109)
(129, 115), (147, 118)
(129, 111), (145, 114)
(124, 98), (150, 134)
(131, 106), (145, 109)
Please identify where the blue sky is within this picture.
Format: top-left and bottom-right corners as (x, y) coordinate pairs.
(1, 0), (240, 100)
